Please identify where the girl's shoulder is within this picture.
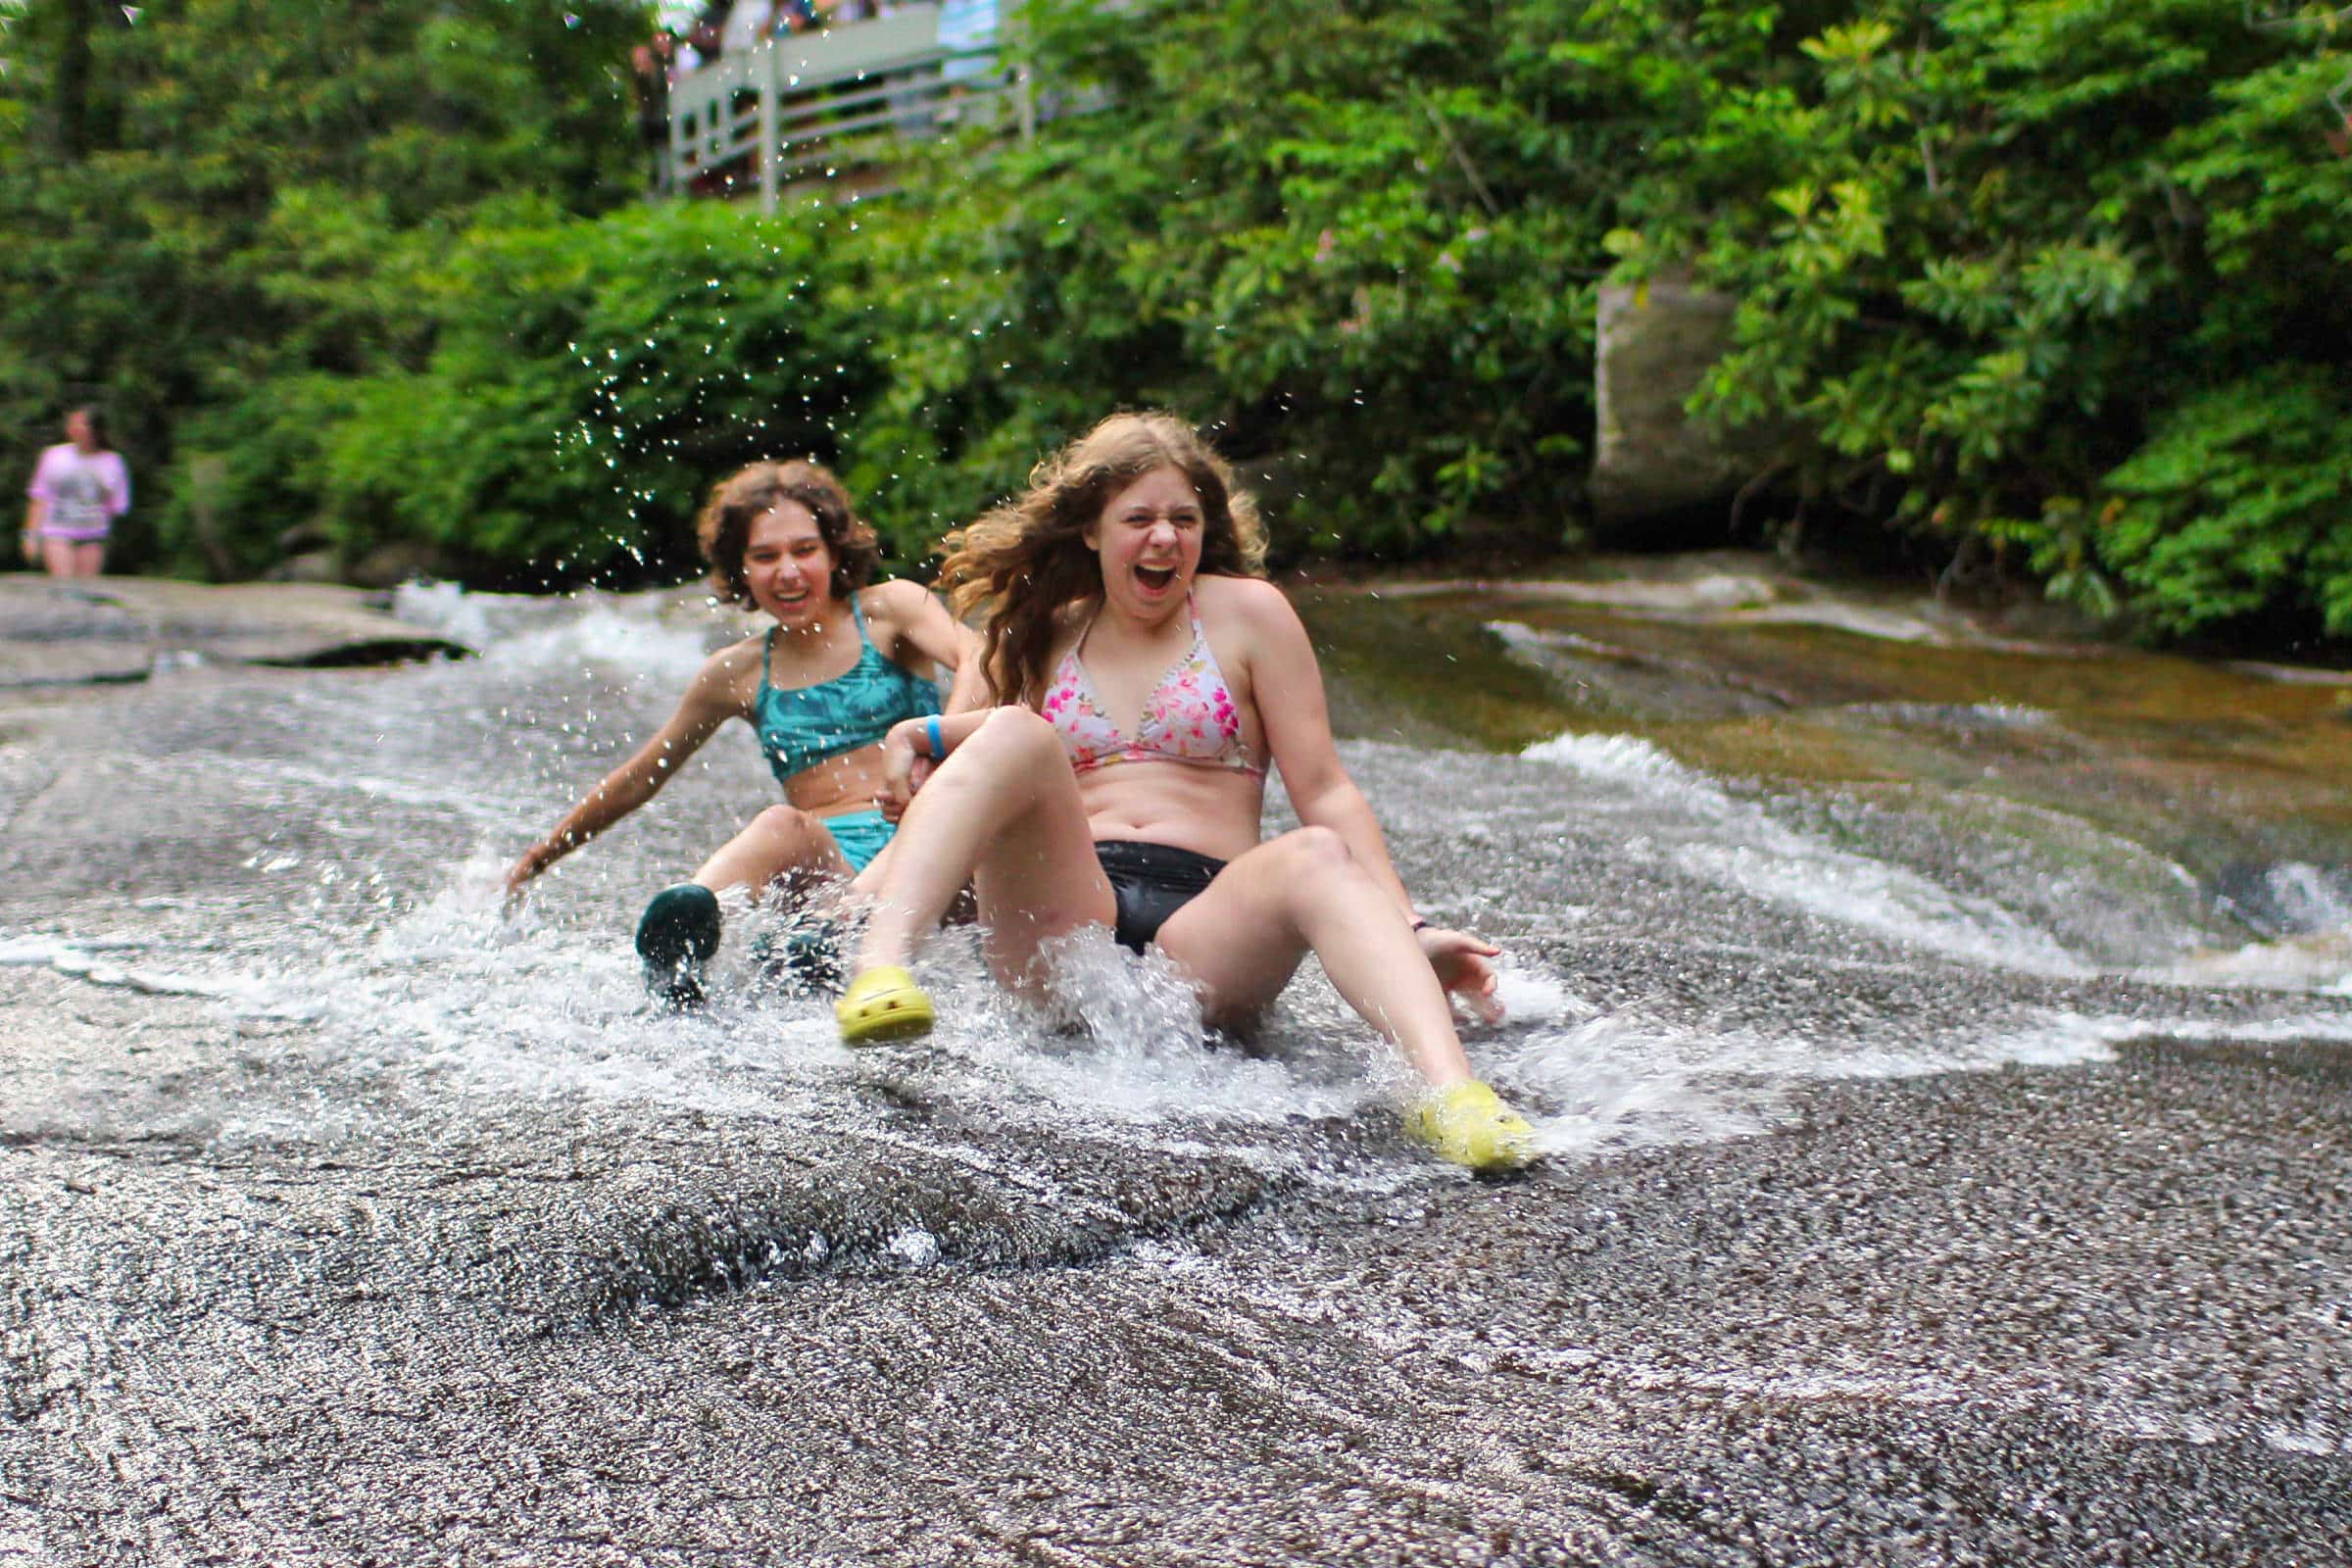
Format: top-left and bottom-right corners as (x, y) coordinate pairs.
(853, 580), (948, 661)
(1194, 575), (1309, 676)
(1194, 572), (1298, 630)
(853, 577), (923, 620)
(1030, 597), (1098, 675)
(657, 632), (764, 728)
(700, 632), (769, 693)
(38, 444), (123, 473)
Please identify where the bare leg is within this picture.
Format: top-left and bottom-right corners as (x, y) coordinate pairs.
(1153, 826), (1474, 1089)
(637, 806), (855, 1008)
(854, 707), (1111, 986)
(692, 804), (851, 900)
(69, 541), (104, 578)
(40, 537), (75, 578)
(847, 835), (894, 900)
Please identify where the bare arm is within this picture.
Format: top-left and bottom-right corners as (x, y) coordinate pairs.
(1242, 582), (1412, 907)
(1240, 580), (1502, 1019)
(865, 584), (1001, 820)
(503, 652), (743, 893)
(24, 450), (53, 558)
(869, 706), (1004, 821)
(943, 630), (991, 714)
(869, 578), (988, 713)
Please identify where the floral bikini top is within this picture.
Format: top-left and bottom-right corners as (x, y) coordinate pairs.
(1040, 598), (1264, 778)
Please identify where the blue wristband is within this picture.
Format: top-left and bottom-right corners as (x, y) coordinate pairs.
(927, 716), (945, 760)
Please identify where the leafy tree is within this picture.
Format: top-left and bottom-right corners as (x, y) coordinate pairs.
(1598, 0), (2352, 636)
(310, 200), (882, 584)
(6, 0), (2350, 650)
(0, 0), (647, 568)
(837, 0), (1612, 562)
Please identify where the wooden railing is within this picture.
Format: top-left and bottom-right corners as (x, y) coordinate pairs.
(663, 4), (1028, 209)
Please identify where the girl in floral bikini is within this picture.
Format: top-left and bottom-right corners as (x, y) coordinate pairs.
(833, 412), (1536, 1171)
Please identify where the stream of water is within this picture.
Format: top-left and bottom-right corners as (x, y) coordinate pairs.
(4, 577), (2347, 1564)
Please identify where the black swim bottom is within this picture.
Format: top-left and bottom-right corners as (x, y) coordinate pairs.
(1096, 840), (1228, 954)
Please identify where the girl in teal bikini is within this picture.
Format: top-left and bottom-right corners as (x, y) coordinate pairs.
(505, 460), (976, 1005)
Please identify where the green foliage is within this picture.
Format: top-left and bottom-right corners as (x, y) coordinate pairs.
(311, 201), (882, 582)
(3, 0), (2349, 646)
(1598, 0), (2351, 638)
(0, 0), (646, 569)
(2068, 367), (2352, 637)
(834, 0), (1607, 562)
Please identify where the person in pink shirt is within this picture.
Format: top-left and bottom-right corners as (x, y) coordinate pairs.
(22, 407), (130, 579)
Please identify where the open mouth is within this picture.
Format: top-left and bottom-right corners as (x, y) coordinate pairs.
(1135, 564), (1177, 592)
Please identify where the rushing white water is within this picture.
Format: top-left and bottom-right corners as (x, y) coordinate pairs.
(12, 586), (2352, 1181)
(1520, 731), (2087, 977)
(13, 575), (2352, 1568)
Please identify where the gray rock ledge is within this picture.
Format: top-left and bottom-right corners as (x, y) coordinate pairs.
(0, 574), (471, 689)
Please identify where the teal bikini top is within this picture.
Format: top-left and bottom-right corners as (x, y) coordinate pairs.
(754, 598), (940, 787)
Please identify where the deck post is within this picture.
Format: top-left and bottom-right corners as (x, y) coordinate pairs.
(758, 43), (780, 215)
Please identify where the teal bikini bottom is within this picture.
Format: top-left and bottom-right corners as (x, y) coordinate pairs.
(820, 808), (896, 872)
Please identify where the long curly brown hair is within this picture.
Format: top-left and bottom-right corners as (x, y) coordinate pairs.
(695, 459), (881, 609)
(940, 413), (1268, 705)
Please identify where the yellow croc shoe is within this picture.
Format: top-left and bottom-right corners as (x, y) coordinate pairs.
(1406, 1080), (1537, 1172)
(835, 964), (936, 1046)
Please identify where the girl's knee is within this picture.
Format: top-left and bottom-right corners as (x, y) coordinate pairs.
(1238, 829), (1356, 919)
(1270, 824), (1353, 870)
(976, 705), (1060, 755)
(751, 805), (826, 853)
(950, 707), (1064, 778)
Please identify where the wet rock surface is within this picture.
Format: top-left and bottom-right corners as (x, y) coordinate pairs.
(4, 576), (2349, 1563)
(0, 575), (469, 689)
(8, 1008), (2343, 1565)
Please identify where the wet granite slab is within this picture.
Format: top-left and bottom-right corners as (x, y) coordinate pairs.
(0, 575), (470, 689)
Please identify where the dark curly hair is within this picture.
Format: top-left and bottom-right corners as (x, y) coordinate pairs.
(695, 460), (881, 608)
